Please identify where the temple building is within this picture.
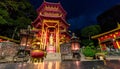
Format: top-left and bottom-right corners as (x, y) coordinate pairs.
(31, 1), (70, 53)
(92, 5), (120, 53)
(92, 23), (120, 51)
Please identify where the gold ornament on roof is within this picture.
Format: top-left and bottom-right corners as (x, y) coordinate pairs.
(117, 22), (120, 28)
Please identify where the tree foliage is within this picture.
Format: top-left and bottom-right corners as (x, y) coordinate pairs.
(0, 0), (37, 39)
(81, 25), (101, 38)
(81, 39), (94, 46)
(80, 25), (101, 47)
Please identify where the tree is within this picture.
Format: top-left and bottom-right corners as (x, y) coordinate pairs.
(81, 39), (93, 46)
(0, 0), (37, 40)
(81, 25), (101, 40)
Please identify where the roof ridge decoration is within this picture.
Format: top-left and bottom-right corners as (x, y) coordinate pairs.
(117, 22), (120, 28)
(91, 22), (120, 39)
(44, 0), (60, 4)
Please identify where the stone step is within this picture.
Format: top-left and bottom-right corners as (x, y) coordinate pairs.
(44, 53), (61, 61)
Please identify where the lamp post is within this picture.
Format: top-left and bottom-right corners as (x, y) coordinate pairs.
(70, 33), (80, 59)
(18, 25), (34, 58)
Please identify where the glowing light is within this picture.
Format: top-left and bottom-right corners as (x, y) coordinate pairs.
(23, 63), (27, 66)
(34, 62), (39, 65)
(33, 63), (38, 69)
(56, 61), (60, 69)
(27, 44), (29, 46)
(75, 61), (80, 66)
(72, 43), (80, 50)
(21, 43), (26, 46)
(17, 63), (23, 69)
(48, 62), (52, 69)
(37, 42), (40, 45)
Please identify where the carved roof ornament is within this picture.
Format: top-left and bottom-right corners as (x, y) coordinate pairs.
(117, 22), (120, 28)
(92, 22), (120, 39)
(71, 33), (77, 39)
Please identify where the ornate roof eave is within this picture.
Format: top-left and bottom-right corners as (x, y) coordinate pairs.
(100, 38), (113, 44)
(37, 2), (45, 14)
(58, 2), (67, 16)
(46, 1), (67, 17)
(42, 9), (62, 13)
(31, 28), (41, 33)
(39, 15), (70, 27)
(91, 23), (120, 39)
(61, 31), (71, 37)
(32, 16), (42, 27)
(37, 1), (67, 16)
(61, 17), (70, 27)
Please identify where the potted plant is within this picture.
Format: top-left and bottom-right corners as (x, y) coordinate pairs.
(83, 46), (96, 60)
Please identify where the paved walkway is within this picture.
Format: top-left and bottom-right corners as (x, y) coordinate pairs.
(106, 56), (120, 60)
(0, 60), (120, 69)
(80, 53), (120, 61)
(0, 55), (120, 63)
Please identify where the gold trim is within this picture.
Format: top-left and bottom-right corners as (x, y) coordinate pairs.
(91, 22), (120, 39)
(0, 36), (20, 43)
(114, 35), (120, 49)
(100, 39), (112, 44)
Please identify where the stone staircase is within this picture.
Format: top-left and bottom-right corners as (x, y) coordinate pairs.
(44, 53), (61, 61)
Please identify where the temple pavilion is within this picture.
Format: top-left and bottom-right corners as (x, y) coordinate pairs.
(31, 1), (70, 52)
(92, 23), (120, 51)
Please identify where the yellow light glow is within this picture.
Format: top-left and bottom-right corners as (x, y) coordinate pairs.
(37, 42), (40, 45)
(48, 62), (52, 69)
(114, 35), (120, 49)
(56, 61), (60, 69)
(21, 43), (26, 46)
(75, 61), (80, 66)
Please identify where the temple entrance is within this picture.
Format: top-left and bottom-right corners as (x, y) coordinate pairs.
(105, 41), (120, 56)
(106, 42), (115, 52)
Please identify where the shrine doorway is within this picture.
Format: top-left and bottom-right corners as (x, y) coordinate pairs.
(106, 41), (115, 52)
(105, 41), (120, 56)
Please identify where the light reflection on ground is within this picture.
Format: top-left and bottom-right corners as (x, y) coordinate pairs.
(0, 60), (120, 69)
(32, 61), (60, 69)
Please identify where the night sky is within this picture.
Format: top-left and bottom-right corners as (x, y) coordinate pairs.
(30, 0), (120, 31)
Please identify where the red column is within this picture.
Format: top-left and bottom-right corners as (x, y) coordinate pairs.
(112, 41), (118, 49)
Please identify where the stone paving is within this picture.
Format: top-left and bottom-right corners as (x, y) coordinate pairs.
(0, 54), (120, 69)
(0, 60), (119, 69)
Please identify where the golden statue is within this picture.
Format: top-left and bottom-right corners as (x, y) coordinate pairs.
(49, 34), (54, 45)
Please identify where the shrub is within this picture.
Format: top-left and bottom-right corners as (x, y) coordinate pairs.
(83, 46), (96, 57)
